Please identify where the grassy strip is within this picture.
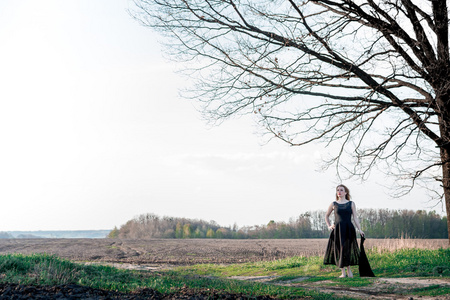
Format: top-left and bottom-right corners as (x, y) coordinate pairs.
(176, 248), (450, 280)
(368, 247), (450, 277)
(0, 254), (341, 299)
(412, 285), (450, 297)
(179, 255), (331, 278)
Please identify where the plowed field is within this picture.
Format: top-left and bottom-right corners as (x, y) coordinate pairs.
(0, 238), (447, 265)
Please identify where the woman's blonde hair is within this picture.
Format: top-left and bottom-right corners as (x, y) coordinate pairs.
(336, 184), (351, 200)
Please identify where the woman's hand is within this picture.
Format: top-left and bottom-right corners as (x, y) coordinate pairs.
(328, 224), (335, 230)
(360, 230), (365, 237)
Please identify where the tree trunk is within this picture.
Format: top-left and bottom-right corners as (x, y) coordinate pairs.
(441, 145), (450, 244)
(436, 88), (450, 244)
(439, 96), (450, 243)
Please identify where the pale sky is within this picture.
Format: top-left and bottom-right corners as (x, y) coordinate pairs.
(0, 0), (438, 231)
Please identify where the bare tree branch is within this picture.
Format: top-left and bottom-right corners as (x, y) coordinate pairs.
(131, 0), (450, 242)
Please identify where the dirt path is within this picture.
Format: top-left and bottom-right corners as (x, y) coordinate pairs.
(230, 275), (450, 299)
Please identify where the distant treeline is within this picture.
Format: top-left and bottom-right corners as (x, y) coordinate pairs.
(108, 209), (448, 239)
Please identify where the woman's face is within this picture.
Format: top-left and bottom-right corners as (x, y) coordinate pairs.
(336, 186), (347, 199)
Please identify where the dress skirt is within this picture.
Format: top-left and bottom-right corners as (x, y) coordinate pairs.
(323, 201), (360, 268)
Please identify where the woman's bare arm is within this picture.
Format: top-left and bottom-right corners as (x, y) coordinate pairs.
(351, 202), (365, 236)
(325, 203), (335, 230)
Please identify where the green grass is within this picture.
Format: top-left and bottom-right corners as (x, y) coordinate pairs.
(0, 253), (341, 299)
(0, 248), (448, 299)
(412, 285), (450, 297)
(0, 253), (157, 292)
(175, 248), (450, 280)
(368, 248), (450, 277)
(179, 255), (332, 278)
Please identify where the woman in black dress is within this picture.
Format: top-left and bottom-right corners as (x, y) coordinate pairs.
(324, 184), (364, 278)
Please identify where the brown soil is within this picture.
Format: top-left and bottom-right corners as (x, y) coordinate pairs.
(1, 238), (446, 265)
(0, 238), (332, 264)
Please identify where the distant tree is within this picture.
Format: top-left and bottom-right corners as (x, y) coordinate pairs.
(206, 228), (215, 238)
(163, 228), (175, 238)
(194, 228), (203, 238)
(295, 213), (313, 238)
(107, 227), (119, 239)
(265, 220), (276, 238)
(215, 228), (230, 238)
(233, 229), (247, 239)
(132, 0), (450, 243)
(117, 220), (133, 239)
(175, 222), (183, 239)
(183, 223), (193, 238)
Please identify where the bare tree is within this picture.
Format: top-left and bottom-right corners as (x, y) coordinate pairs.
(131, 0), (450, 242)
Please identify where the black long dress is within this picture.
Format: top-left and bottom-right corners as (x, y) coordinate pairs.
(323, 201), (360, 268)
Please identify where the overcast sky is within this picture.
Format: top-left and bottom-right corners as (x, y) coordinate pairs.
(0, 0), (439, 231)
